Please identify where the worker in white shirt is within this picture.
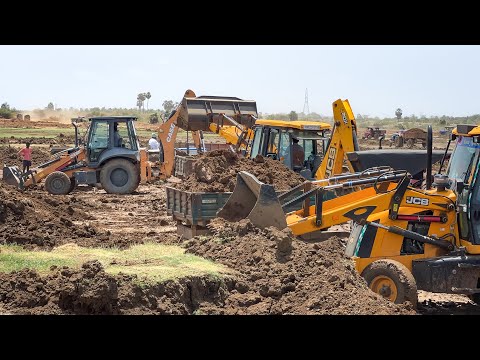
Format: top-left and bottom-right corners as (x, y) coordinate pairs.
(148, 133), (160, 150)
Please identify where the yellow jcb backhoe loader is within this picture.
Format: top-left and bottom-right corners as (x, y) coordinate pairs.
(218, 125), (480, 307)
(247, 99), (358, 180)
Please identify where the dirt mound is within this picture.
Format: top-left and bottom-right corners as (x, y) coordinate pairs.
(0, 182), (111, 249)
(0, 146), (52, 167)
(184, 218), (415, 314)
(0, 260), (230, 314)
(175, 150), (305, 192)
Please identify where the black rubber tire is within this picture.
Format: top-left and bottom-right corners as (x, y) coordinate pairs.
(362, 259), (418, 308)
(407, 138), (415, 149)
(45, 171), (73, 195)
(469, 294), (480, 305)
(69, 178), (76, 193)
(100, 158), (139, 194)
(395, 136), (404, 148)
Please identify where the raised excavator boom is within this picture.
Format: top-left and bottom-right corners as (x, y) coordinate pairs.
(316, 99), (359, 179)
(152, 90), (258, 179)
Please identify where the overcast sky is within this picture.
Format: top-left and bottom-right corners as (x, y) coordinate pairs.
(1, 45), (478, 117)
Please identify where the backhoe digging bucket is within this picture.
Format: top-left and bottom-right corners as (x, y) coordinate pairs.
(177, 95), (258, 131)
(217, 171), (287, 230)
(2, 165), (22, 186)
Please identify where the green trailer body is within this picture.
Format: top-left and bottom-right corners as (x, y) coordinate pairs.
(166, 187), (232, 227)
(166, 186), (317, 232)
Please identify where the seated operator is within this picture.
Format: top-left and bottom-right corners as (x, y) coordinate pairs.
(113, 122), (123, 147)
(283, 137), (305, 171)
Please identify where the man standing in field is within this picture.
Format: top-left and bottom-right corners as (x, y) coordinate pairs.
(148, 133), (160, 150)
(17, 142), (32, 174)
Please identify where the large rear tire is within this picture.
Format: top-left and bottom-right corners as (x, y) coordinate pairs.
(45, 171), (73, 195)
(100, 158), (139, 194)
(395, 136), (404, 148)
(69, 178), (76, 193)
(362, 259), (418, 307)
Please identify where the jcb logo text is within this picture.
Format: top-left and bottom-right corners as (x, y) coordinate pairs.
(325, 147), (336, 178)
(406, 196), (429, 206)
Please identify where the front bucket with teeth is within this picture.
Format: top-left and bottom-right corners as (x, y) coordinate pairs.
(217, 171), (287, 230)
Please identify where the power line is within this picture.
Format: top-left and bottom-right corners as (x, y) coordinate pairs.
(303, 88), (310, 116)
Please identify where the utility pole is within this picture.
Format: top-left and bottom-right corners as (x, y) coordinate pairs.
(303, 88), (310, 118)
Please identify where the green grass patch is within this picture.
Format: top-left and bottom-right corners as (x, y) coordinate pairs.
(0, 127), (76, 139)
(0, 243), (229, 285)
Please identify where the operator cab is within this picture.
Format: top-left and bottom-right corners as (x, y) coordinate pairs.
(446, 124), (480, 246)
(86, 116), (140, 166)
(248, 120), (331, 180)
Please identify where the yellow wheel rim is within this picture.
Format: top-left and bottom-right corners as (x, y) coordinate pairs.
(370, 276), (398, 302)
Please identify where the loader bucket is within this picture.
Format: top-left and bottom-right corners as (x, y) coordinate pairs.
(217, 171), (287, 230)
(177, 94), (258, 131)
(2, 165), (22, 186)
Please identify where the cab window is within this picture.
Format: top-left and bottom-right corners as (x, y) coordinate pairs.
(250, 127), (263, 158)
(279, 130), (291, 168)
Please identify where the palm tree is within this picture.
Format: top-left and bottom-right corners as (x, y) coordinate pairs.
(395, 108), (402, 120)
(145, 92), (151, 111)
(137, 93), (146, 112)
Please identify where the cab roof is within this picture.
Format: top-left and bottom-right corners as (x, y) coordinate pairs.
(255, 119), (331, 131)
(88, 116), (138, 121)
(452, 124), (480, 136)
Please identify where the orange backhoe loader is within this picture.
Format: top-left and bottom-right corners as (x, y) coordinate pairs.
(147, 90), (258, 180)
(2, 90), (259, 195)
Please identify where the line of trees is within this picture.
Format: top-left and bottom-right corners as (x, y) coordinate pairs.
(4, 97), (480, 128)
(262, 111), (324, 121)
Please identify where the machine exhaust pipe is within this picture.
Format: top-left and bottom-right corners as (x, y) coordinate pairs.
(426, 125), (433, 190)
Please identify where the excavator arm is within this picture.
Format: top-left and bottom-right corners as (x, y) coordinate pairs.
(155, 90), (196, 179)
(208, 123), (254, 151)
(316, 99), (359, 179)
(218, 169), (456, 249)
(3, 147), (87, 189)
(153, 90), (258, 178)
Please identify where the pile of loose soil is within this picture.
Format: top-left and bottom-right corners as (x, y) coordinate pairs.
(0, 260), (230, 314)
(0, 146), (52, 166)
(175, 150), (305, 192)
(183, 218), (416, 314)
(0, 182), (111, 249)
